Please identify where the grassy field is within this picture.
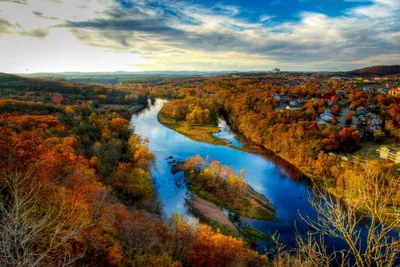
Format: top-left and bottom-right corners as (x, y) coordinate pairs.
(157, 112), (227, 145)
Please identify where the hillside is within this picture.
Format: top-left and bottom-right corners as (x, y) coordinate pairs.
(0, 72), (26, 82)
(349, 65), (400, 76)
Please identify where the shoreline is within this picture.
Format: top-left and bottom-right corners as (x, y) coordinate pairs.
(172, 161), (275, 221)
(185, 194), (239, 234)
(157, 112), (227, 145)
(185, 194), (272, 244)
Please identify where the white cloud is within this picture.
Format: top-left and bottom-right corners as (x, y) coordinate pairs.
(260, 15), (273, 22)
(0, 0), (398, 72)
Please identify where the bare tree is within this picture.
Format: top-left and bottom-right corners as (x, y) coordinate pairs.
(300, 162), (400, 267)
(0, 171), (89, 267)
(269, 232), (333, 267)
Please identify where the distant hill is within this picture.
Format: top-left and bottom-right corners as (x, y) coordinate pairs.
(16, 70), (238, 78)
(349, 65), (400, 76)
(0, 73), (26, 82)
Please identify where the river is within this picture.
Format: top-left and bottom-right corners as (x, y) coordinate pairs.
(130, 99), (357, 252)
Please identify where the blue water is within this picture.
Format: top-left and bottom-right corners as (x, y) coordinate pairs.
(129, 99), (396, 256)
(213, 118), (243, 148)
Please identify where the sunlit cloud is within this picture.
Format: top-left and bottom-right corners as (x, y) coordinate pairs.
(0, 0), (398, 72)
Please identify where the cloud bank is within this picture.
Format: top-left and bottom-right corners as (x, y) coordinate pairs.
(0, 0), (399, 72)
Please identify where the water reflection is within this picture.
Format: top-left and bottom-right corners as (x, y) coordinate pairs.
(213, 118), (243, 148)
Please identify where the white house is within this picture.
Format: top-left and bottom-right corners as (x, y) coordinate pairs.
(376, 146), (400, 163)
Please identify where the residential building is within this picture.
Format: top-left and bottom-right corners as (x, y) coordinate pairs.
(277, 103), (302, 112)
(378, 88), (388, 94)
(389, 88), (400, 97)
(319, 112), (334, 122)
(272, 68), (280, 73)
(289, 98), (301, 106)
(376, 146), (400, 163)
(361, 86), (373, 94)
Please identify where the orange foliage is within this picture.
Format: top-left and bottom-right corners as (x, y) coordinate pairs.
(188, 225), (267, 267)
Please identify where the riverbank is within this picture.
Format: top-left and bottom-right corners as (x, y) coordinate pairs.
(94, 103), (146, 114)
(129, 104), (146, 114)
(185, 195), (272, 245)
(157, 112), (227, 145)
(185, 194), (238, 235)
(173, 158), (275, 221)
(186, 170), (275, 221)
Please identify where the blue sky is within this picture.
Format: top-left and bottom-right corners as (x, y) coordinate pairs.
(0, 0), (398, 72)
(193, 0), (374, 22)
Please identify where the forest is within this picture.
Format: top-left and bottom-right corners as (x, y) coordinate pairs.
(0, 74), (267, 267)
(0, 72), (400, 266)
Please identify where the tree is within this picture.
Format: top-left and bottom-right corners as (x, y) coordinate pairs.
(188, 225), (249, 267)
(108, 165), (154, 204)
(373, 128), (385, 141)
(338, 127), (359, 152)
(331, 105), (341, 114)
(0, 171), (88, 267)
(49, 93), (64, 106)
(300, 162), (400, 267)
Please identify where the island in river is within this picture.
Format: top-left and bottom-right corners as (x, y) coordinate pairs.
(173, 155), (275, 222)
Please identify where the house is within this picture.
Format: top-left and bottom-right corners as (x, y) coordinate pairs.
(320, 112), (334, 122)
(272, 68), (280, 73)
(289, 98), (301, 106)
(389, 88), (400, 97)
(277, 103), (302, 112)
(316, 120), (329, 127)
(280, 95), (289, 103)
(376, 146), (400, 163)
(368, 117), (382, 132)
(378, 88), (388, 94)
(356, 106), (366, 115)
(361, 86), (373, 94)
(271, 93), (281, 102)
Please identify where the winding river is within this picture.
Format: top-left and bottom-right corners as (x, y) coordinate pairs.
(130, 99), (349, 252)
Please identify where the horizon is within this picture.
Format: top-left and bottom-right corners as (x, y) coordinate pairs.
(9, 69), (342, 75)
(1, 0), (399, 73)
(9, 64), (398, 76)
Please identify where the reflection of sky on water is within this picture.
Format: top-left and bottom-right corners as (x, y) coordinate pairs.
(213, 118), (243, 148)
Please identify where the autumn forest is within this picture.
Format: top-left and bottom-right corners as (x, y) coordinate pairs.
(0, 70), (400, 267)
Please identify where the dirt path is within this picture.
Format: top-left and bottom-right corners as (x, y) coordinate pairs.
(186, 194), (238, 233)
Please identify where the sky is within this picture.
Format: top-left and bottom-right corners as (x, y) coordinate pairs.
(0, 0), (399, 73)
